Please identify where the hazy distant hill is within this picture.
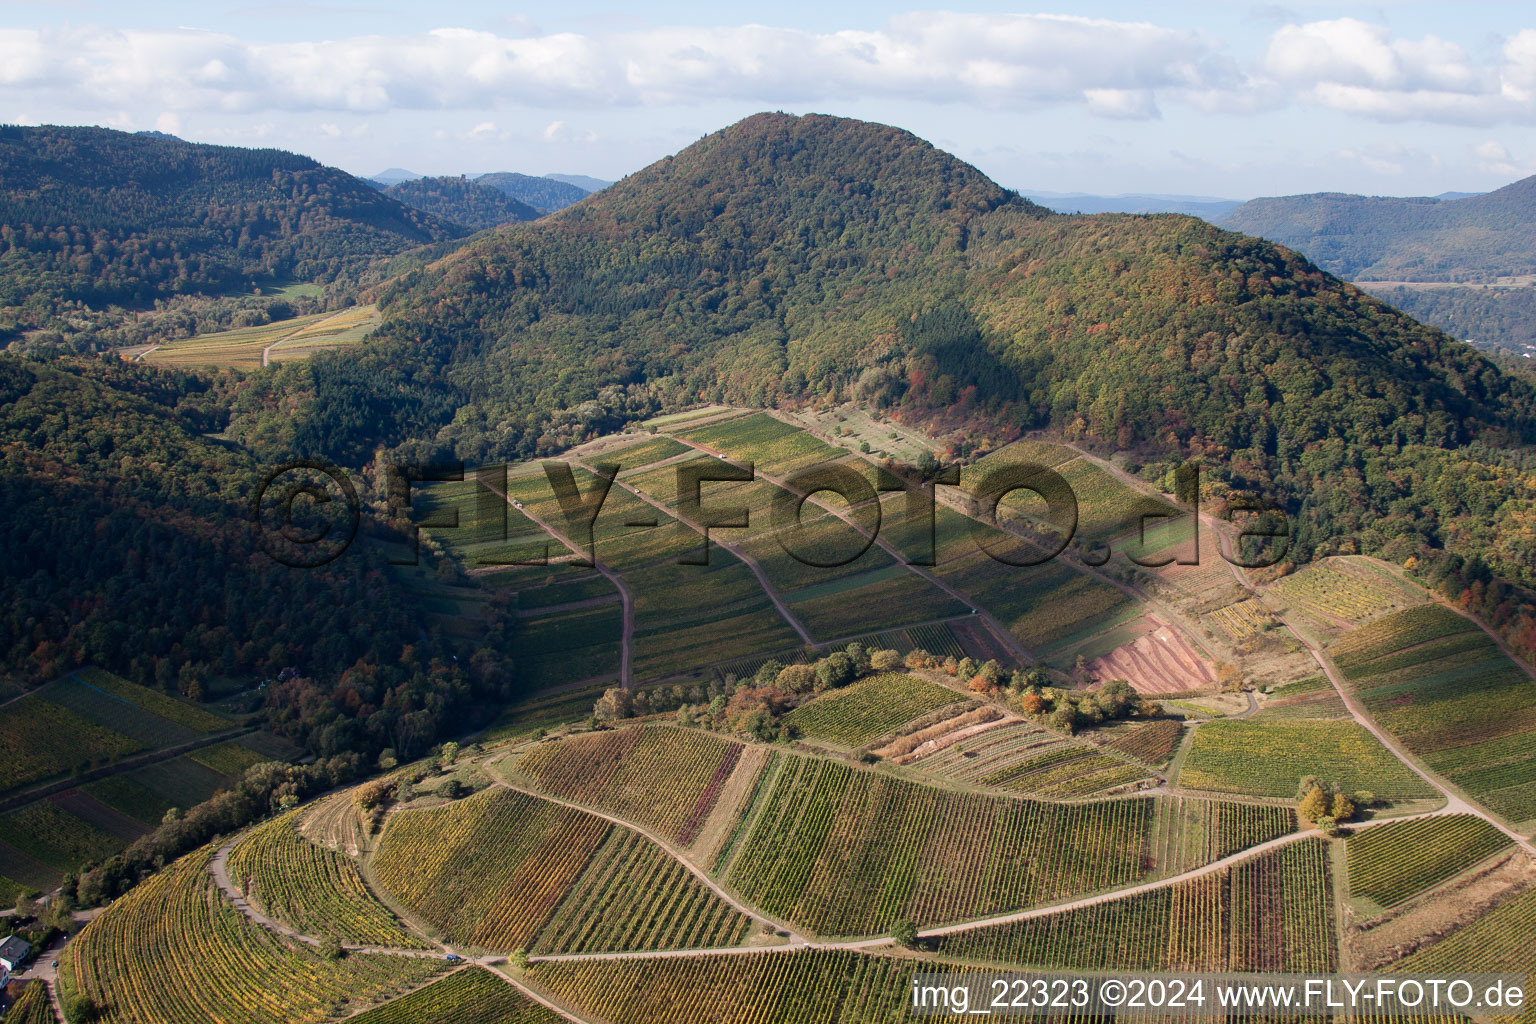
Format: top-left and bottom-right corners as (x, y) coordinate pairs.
(1222, 177), (1536, 281)
(0, 126), (457, 321)
(474, 172), (591, 213)
(372, 167), (424, 185)
(384, 175), (540, 231)
(544, 173), (612, 193)
(1024, 191), (1243, 219)
(1222, 177), (1536, 354)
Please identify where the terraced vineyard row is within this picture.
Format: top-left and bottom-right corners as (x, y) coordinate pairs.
(1392, 887), (1536, 996)
(60, 848), (443, 1024)
(906, 720), (1155, 796)
(373, 787), (752, 953)
(1104, 719), (1184, 766)
(1145, 796), (1298, 877)
(935, 839), (1336, 972)
(1346, 814), (1513, 908)
(1269, 559), (1418, 624)
(227, 811), (427, 947)
(1206, 598), (1273, 641)
(724, 755), (1154, 934)
(516, 725), (743, 843)
(782, 673), (963, 747)
(348, 967), (562, 1024)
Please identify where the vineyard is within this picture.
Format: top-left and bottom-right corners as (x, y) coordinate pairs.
(226, 811), (426, 947)
(514, 725), (744, 843)
(59, 848), (443, 1024)
(935, 838), (1336, 972)
(903, 719), (1156, 797)
(1144, 796), (1298, 877)
(1391, 887), (1536, 1009)
(0, 696), (143, 793)
(526, 948), (929, 1024)
(347, 968), (562, 1024)
(723, 754), (1155, 934)
(1254, 676), (1348, 720)
(1328, 605), (1536, 824)
(1104, 720), (1184, 766)
(1268, 559), (1419, 624)
(1179, 719), (1438, 800)
(372, 787), (753, 952)
(0, 800), (121, 874)
(1206, 599), (1274, 641)
(2, 982), (53, 1024)
(1346, 814), (1513, 908)
(781, 673), (963, 747)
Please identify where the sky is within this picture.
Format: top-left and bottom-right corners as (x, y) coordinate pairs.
(3, 2), (1536, 199)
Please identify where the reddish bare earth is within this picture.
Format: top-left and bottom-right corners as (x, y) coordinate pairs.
(1085, 616), (1215, 693)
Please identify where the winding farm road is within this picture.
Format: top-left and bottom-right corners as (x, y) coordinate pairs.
(665, 431), (1033, 665)
(488, 776), (804, 942)
(474, 472), (635, 689)
(568, 454), (815, 645)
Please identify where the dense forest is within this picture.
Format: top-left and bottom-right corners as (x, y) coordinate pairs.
(383, 176), (540, 232)
(474, 172), (594, 212)
(1363, 283), (1536, 356)
(0, 354), (522, 762)
(1221, 175), (1536, 281)
(0, 125), (461, 344)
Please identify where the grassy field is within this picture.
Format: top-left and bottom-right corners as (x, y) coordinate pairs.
(1179, 719), (1438, 800)
(143, 305), (379, 369)
(781, 673), (963, 747)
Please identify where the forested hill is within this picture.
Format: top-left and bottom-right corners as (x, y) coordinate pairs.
(1220, 176), (1536, 281)
(474, 172), (591, 213)
(244, 112), (1536, 632)
(0, 354), (515, 754)
(383, 176), (540, 231)
(0, 125), (461, 319)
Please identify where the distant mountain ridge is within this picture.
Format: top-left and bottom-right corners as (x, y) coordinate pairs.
(1221, 175), (1536, 354)
(474, 172), (591, 213)
(1023, 191), (1243, 219)
(0, 125), (458, 319)
(1221, 176), (1536, 281)
(384, 176), (540, 231)
(544, 173), (612, 193)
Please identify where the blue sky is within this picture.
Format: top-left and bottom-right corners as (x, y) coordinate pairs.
(3, 2), (1535, 198)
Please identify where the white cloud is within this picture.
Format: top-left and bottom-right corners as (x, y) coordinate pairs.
(0, 15), (1231, 121)
(1473, 139), (1521, 176)
(1262, 19), (1536, 124)
(4, 14), (1536, 129)
(154, 111), (181, 134)
(468, 120), (498, 138)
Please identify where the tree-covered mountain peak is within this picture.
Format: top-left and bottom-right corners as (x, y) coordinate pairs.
(547, 111), (1044, 247)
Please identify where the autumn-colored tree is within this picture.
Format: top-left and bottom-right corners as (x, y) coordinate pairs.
(1298, 785), (1331, 822)
(1330, 792), (1356, 822)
